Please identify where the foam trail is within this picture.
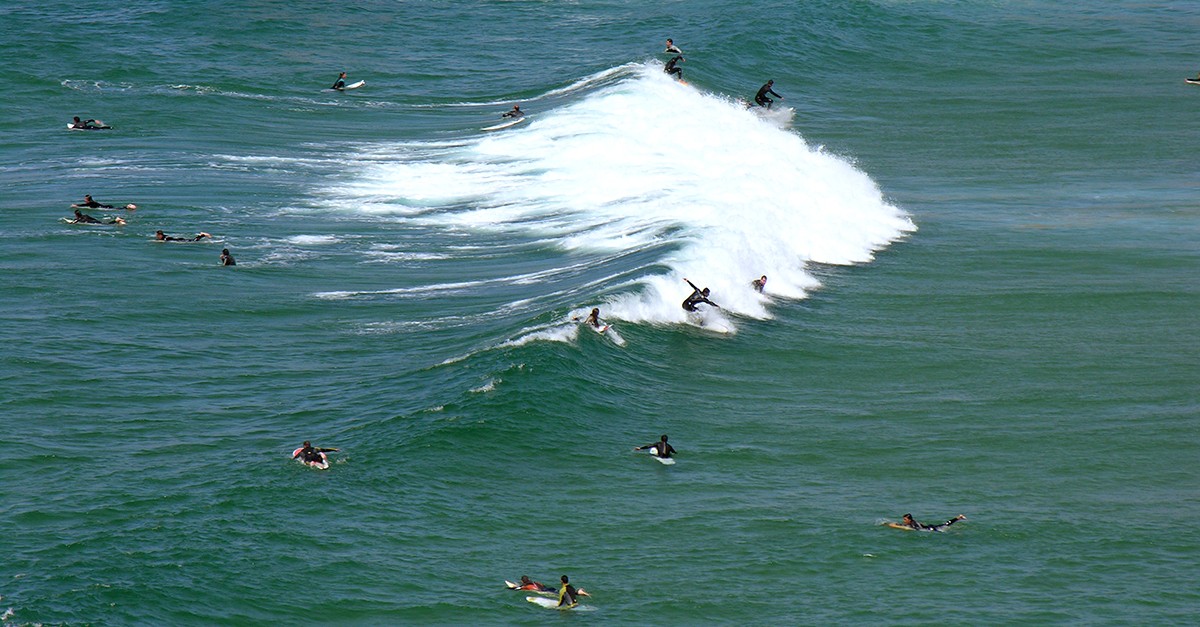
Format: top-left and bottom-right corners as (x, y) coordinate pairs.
(321, 63), (914, 331)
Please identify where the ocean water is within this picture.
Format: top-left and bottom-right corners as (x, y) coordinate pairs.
(2, 1), (1198, 624)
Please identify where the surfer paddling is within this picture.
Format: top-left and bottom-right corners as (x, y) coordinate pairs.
(73, 194), (135, 210)
(754, 80), (783, 109)
(292, 441), (339, 468)
(513, 576), (555, 592)
(155, 230), (211, 242)
(70, 116), (107, 130)
(70, 209), (124, 225)
(891, 513), (966, 532)
(634, 434), (676, 459)
(682, 278), (719, 312)
(501, 105), (524, 119)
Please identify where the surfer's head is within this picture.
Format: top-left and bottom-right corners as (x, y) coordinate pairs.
(902, 513), (914, 522)
(520, 576), (531, 584)
(74, 209), (83, 217)
(660, 434), (668, 442)
(84, 194), (93, 201)
(73, 117), (82, 123)
(701, 288), (710, 296)
(666, 38), (673, 44)
(768, 80), (774, 85)
(561, 575), (569, 584)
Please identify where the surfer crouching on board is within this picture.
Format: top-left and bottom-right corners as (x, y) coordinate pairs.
(634, 434), (677, 459)
(156, 230), (211, 242)
(501, 105), (524, 119)
(897, 513), (966, 532)
(752, 275), (767, 293)
(754, 80), (783, 109)
(583, 307), (602, 328)
(665, 55), (685, 80)
(682, 278), (719, 312)
(293, 441), (339, 467)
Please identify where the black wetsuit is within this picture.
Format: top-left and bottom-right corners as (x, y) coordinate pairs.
(906, 517), (962, 532)
(73, 212), (102, 224)
(682, 279), (718, 312)
(220, 251), (236, 266)
(332, 77), (346, 90)
(80, 199), (114, 209)
(295, 446), (336, 464)
(665, 55), (684, 79)
(161, 233), (208, 242)
(502, 108), (524, 119)
(755, 83), (781, 108)
(638, 441), (677, 458)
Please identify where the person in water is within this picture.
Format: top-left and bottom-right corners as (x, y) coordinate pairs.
(634, 434), (677, 459)
(332, 72), (348, 90)
(900, 513), (966, 532)
(583, 307), (602, 328)
(516, 575), (555, 592)
(70, 116), (104, 129)
(293, 441), (339, 465)
(78, 194), (113, 209)
(501, 105), (524, 119)
(665, 38), (682, 54)
(155, 230), (211, 242)
(665, 55), (685, 80)
(682, 278), (719, 312)
(220, 248), (236, 266)
(71, 209), (124, 225)
(754, 80), (783, 109)
(557, 575), (579, 607)
(752, 275), (767, 293)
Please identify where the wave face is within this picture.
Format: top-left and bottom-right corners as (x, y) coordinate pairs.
(320, 63), (914, 331)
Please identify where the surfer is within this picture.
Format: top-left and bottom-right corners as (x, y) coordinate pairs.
(583, 307), (602, 328)
(897, 513), (966, 532)
(516, 576), (555, 592)
(501, 105), (524, 119)
(71, 209), (124, 225)
(752, 275), (767, 293)
(682, 278), (719, 312)
(75, 194), (113, 209)
(665, 55), (685, 80)
(331, 71), (348, 90)
(665, 38), (682, 54)
(557, 575), (579, 607)
(293, 441), (339, 466)
(634, 434), (676, 459)
(754, 80), (783, 109)
(155, 230), (211, 242)
(70, 116), (104, 129)
(220, 248), (236, 266)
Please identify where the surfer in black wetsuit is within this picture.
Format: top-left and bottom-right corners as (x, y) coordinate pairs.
(900, 513), (966, 532)
(557, 575), (579, 607)
(71, 209), (123, 225)
(634, 434), (677, 459)
(70, 116), (105, 129)
(220, 248), (236, 266)
(155, 230), (211, 242)
(754, 80), (783, 109)
(752, 275), (767, 293)
(501, 105), (524, 119)
(293, 441), (339, 465)
(583, 307), (602, 328)
(76, 194), (113, 209)
(332, 72), (347, 90)
(665, 55), (685, 80)
(682, 278), (719, 312)
(665, 38), (682, 54)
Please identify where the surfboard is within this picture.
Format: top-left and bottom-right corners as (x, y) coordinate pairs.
(67, 122), (111, 130)
(292, 447), (330, 470)
(482, 116), (528, 131)
(644, 450), (675, 465)
(527, 596), (575, 610)
(594, 324), (610, 334)
(344, 80), (365, 90)
(1186, 78), (1200, 85)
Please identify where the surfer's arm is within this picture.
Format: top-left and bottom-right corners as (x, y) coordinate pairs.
(684, 278), (700, 292)
(702, 297), (720, 309)
(318, 447), (339, 453)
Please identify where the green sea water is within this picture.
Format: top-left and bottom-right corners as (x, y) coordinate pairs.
(2, 1), (1198, 624)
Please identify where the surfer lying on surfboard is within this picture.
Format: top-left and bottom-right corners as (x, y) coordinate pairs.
(634, 434), (676, 460)
(501, 105), (524, 119)
(72, 195), (136, 211)
(155, 230), (211, 242)
(69, 209), (125, 225)
(293, 441), (339, 468)
(888, 513), (966, 532)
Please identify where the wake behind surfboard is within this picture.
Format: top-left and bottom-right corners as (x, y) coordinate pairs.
(527, 596), (575, 610)
(482, 117), (527, 131)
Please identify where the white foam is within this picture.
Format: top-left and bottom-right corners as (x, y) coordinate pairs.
(286, 235), (340, 245)
(320, 63), (914, 331)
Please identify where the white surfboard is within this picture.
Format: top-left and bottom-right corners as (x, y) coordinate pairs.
(527, 596), (574, 610)
(482, 116), (528, 131)
(343, 80), (365, 90)
(646, 450), (675, 465)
